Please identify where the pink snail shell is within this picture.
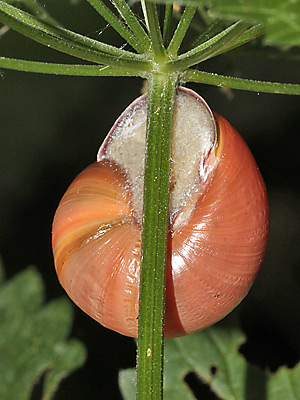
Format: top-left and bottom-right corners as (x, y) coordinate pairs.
(52, 87), (269, 337)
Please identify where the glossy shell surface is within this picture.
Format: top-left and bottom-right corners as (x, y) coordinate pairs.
(52, 87), (269, 337)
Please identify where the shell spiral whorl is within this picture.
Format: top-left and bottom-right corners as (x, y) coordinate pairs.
(52, 87), (269, 338)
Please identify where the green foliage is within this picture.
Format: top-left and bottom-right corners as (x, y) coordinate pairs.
(205, 0), (300, 47)
(156, 0), (300, 47)
(120, 315), (300, 399)
(0, 1), (300, 94)
(119, 369), (137, 400)
(0, 260), (86, 400)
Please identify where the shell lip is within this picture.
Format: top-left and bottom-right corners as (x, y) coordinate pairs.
(97, 86), (217, 161)
(178, 86), (217, 144)
(97, 93), (148, 162)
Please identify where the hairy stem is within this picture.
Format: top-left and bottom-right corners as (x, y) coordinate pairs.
(167, 5), (197, 57)
(137, 72), (178, 399)
(163, 4), (173, 47)
(0, 57), (145, 77)
(142, 0), (165, 60)
(183, 69), (300, 95)
(86, 0), (145, 54)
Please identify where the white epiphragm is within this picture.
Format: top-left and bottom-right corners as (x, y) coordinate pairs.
(97, 88), (216, 228)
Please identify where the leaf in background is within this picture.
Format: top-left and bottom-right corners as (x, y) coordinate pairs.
(267, 363), (300, 400)
(119, 314), (300, 399)
(119, 369), (137, 400)
(162, 315), (264, 399)
(205, 0), (300, 47)
(0, 258), (5, 286)
(151, 0), (300, 47)
(3, 0), (61, 26)
(69, 0), (83, 4)
(0, 264), (86, 400)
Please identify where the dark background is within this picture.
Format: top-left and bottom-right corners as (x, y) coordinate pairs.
(0, 1), (300, 399)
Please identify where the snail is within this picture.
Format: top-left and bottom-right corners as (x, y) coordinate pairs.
(52, 87), (269, 338)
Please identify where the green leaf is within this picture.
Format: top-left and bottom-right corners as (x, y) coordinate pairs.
(0, 1), (151, 70)
(166, 21), (250, 71)
(0, 56), (145, 77)
(167, 5), (197, 56)
(163, 316), (253, 399)
(205, 0), (300, 47)
(119, 315), (300, 399)
(268, 364), (300, 400)
(86, 0), (147, 54)
(0, 257), (5, 286)
(119, 369), (137, 400)
(111, 0), (152, 52)
(0, 265), (86, 400)
(184, 70), (300, 95)
(155, 0), (300, 47)
(141, 1), (165, 59)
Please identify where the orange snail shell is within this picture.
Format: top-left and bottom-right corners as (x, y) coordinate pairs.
(52, 87), (269, 338)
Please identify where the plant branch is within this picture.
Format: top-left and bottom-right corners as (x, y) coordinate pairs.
(0, 1), (151, 70)
(167, 5), (197, 57)
(0, 56), (145, 77)
(1, 1), (125, 58)
(111, 0), (152, 53)
(137, 72), (178, 399)
(212, 24), (265, 58)
(189, 18), (225, 50)
(86, 0), (145, 54)
(183, 69), (300, 95)
(166, 21), (249, 71)
(162, 4), (173, 47)
(142, 0), (165, 60)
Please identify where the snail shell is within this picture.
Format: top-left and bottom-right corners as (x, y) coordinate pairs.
(52, 87), (269, 338)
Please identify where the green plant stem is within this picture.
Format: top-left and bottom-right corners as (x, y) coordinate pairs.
(137, 72), (178, 399)
(0, 1), (151, 70)
(0, 1), (133, 59)
(111, 0), (152, 53)
(189, 18), (225, 50)
(166, 21), (249, 71)
(183, 69), (300, 95)
(213, 24), (264, 58)
(86, 0), (145, 54)
(167, 5), (197, 57)
(162, 4), (173, 47)
(0, 57), (145, 76)
(142, 0), (165, 60)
